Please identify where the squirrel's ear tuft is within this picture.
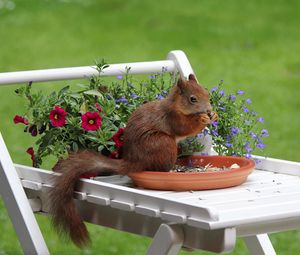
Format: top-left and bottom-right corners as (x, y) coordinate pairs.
(177, 76), (186, 92)
(188, 74), (197, 82)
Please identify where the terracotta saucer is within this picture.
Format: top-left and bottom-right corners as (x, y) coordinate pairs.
(128, 155), (255, 191)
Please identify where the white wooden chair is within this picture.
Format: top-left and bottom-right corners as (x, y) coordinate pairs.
(1, 50), (300, 255)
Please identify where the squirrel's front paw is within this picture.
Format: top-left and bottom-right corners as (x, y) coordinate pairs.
(209, 111), (218, 122)
(200, 114), (211, 125)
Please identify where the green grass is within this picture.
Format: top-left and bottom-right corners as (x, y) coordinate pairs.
(1, 0), (300, 254)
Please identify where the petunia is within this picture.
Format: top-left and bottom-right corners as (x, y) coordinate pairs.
(112, 128), (124, 148)
(13, 115), (29, 125)
(81, 111), (102, 131)
(26, 147), (35, 166)
(49, 106), (67, 127)
(29, 125), (38, 137)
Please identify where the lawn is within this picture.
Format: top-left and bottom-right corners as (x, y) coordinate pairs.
(1, 0), (300, 254)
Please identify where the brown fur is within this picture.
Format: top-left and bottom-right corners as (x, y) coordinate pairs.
(49, 74), (216, 247)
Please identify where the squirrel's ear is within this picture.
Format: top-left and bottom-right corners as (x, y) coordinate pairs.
(177, 76), (186, 92)
(188, 74), (197, 82)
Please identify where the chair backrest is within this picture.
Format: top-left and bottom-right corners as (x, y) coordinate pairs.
(0, 50), (195, 85)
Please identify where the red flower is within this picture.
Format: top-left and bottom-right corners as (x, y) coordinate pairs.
(81, 112), (102, 131)
(112, 128), (124, 148)
(13, 115), (29, 125)
(26, 147), (35, 165)
(95, 103), (103, 112)
(49, 106), (67, 127)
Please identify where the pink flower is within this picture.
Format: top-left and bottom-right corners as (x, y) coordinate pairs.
(26, 147), (35, 166)
(13, 115), (29, 125)
(81, 112), (102, 131)
(49, 106), (67, 127)
(112, 128), (124, 149)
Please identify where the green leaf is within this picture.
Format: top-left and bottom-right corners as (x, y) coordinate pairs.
(83, 90), (104, 99)
(58, 85), (70, 96)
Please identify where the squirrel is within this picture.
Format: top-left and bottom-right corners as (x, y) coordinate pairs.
(49, 74), (217, 247)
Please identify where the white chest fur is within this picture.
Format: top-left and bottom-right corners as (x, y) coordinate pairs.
(175, 136), (187, 144)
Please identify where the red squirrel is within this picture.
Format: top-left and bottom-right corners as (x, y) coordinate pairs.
(49, 74), (217, 247)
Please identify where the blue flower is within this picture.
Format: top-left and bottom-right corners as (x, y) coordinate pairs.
(258, 117), (264, 123)
(256, 142), (266, 149)
(219, 90), (225, 96)
(250, 131), (258, 140)
(225, 135), (232, 140)
(255, 158), (262, 164)
(210, 86), (218, 92)
(211, 121), (218, 128)
(218, 106), (226, 111)
(156, 94), (164, 100)
(211, 129), (218, 136)
(116, 96), (128, 104)
(246, 98), (252, 104)
(244, 153), (252, 159)
(116, 75), (123, 80)
(162, 90), (168, 96)
(242, 105), (249, 113)
(244, 141), (253, 153)
(260, 129), (269, 137)
(149, 75), (156, 79)
(228, 94), (236, 101)
(197, 133), (204, 139)
(225, 142), (233, 147)
(231, 126), (240, 136)
(237, 90), (245, 95)
(130, 93), (139, 99)
(202, 129), (209, 136)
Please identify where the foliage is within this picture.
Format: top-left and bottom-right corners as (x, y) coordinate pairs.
(14, 62), (178, 167)
(206, 81), (268, 159)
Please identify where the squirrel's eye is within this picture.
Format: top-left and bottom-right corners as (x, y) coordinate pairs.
(190, 95), (198, 103)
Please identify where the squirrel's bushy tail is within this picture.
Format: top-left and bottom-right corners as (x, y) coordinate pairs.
(49, 150), (127, 247)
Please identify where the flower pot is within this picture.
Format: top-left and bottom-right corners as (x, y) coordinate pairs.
(128, 155), (255, 191)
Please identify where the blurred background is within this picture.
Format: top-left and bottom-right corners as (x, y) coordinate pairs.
(0, 0), (299, 254)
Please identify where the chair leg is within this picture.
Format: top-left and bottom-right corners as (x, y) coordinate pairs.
(0, 133), (50, 255)
(243, 234), (276, 255)
(146, 224), (184, 255)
